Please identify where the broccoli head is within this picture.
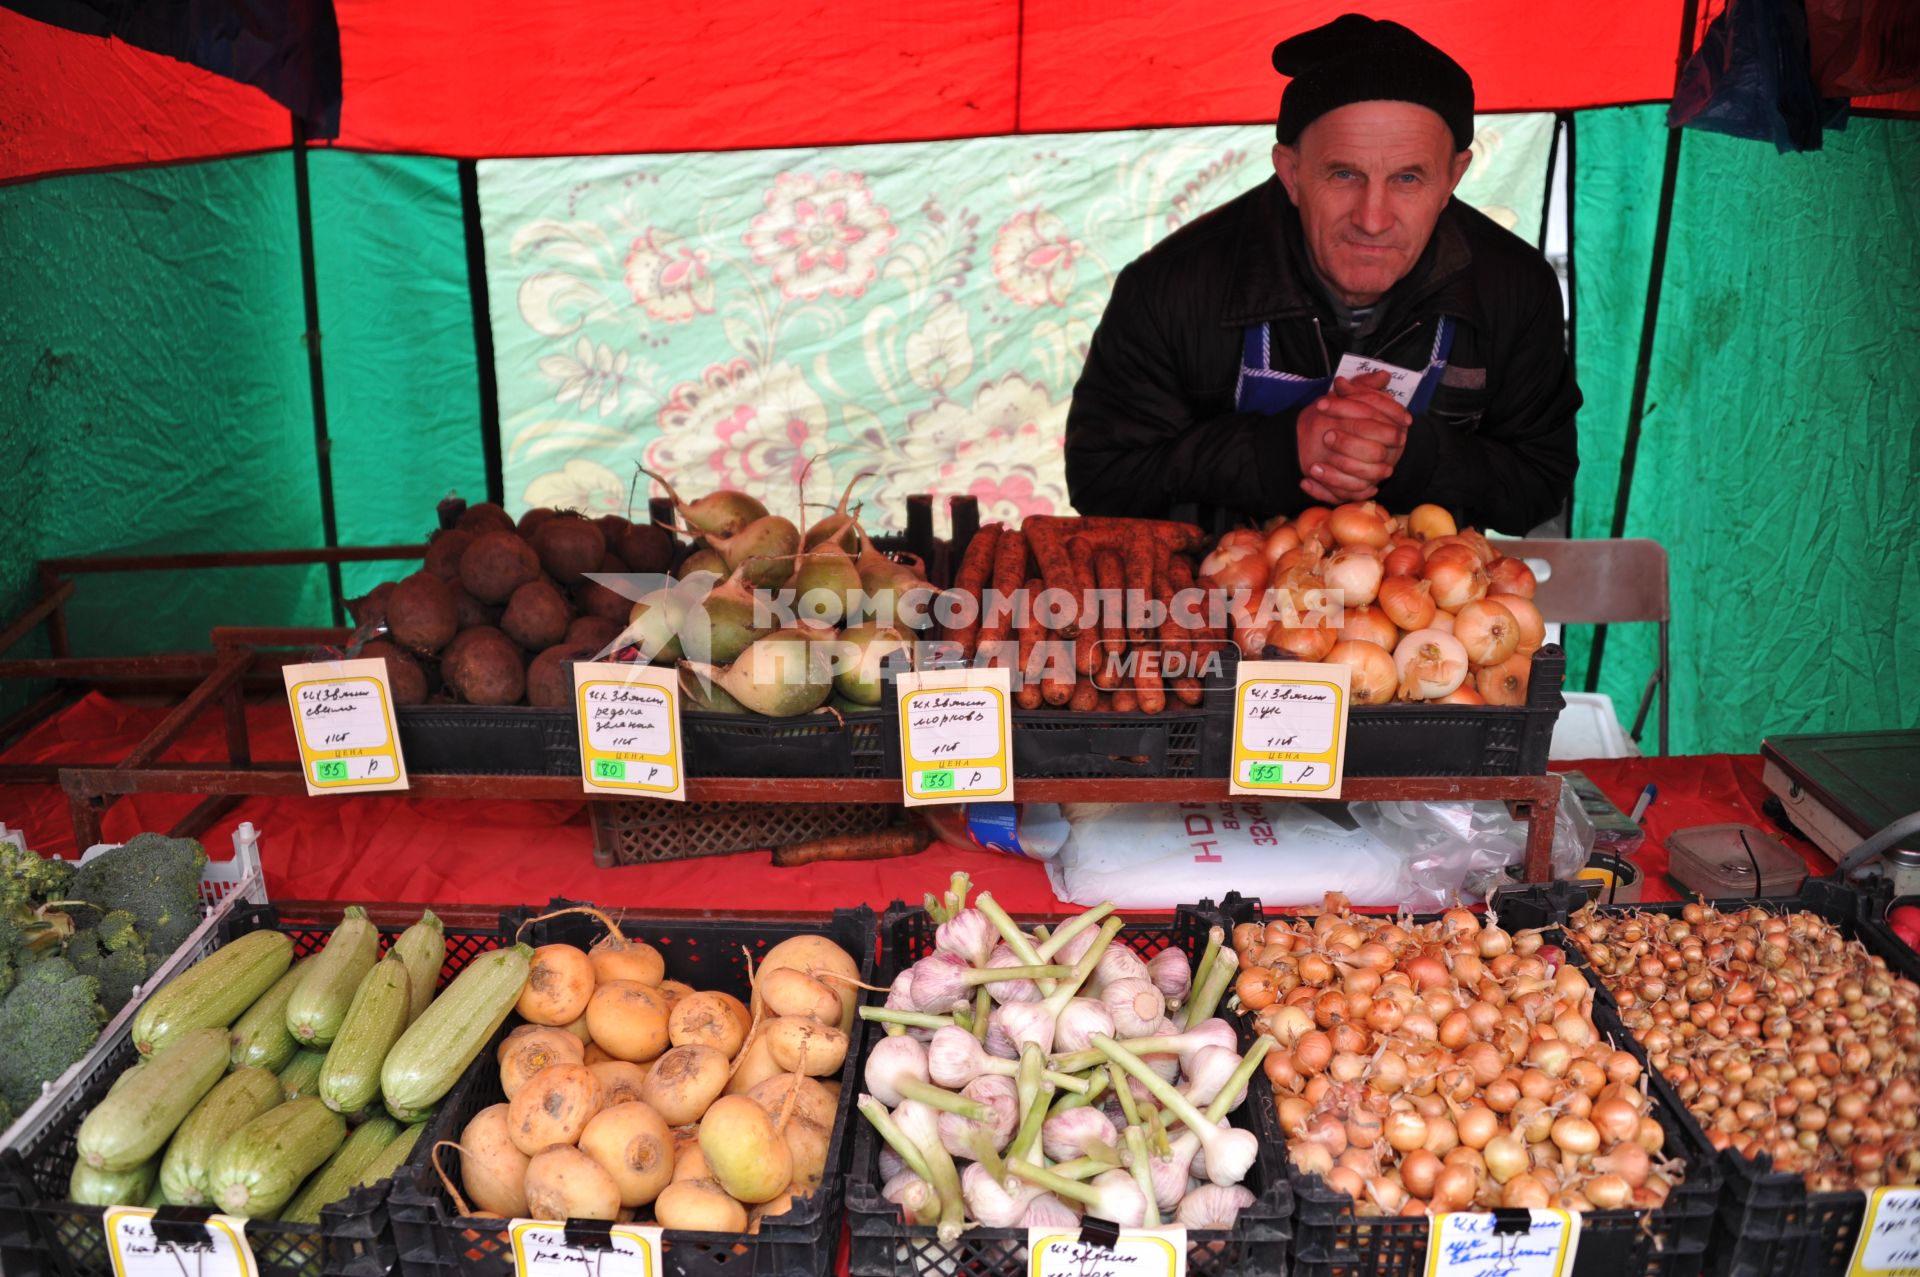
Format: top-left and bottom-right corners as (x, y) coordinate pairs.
(70, 834), (207, 957)
(0, 956), (106, 1110)
(67, 924), (151, 1016)
(0, 842), (73, 915)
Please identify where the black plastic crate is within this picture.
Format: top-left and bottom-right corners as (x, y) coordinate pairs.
(389, 902), (878, 1277)
(1211, 895), (1718, 1277)
(1551, 878), (1920, 1277)
(398, 705), (580, 776)
(0, 904), (509, 1277)
(846, 902), (1292, 1276)
(1339, 643), (1566, 777)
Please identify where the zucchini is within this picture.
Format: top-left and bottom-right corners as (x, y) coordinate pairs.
(354, 1122), (424, 1188)
(229, 957), (310, 1072)
(278, 1048), (329, 1101)
(207, 1097), (345, 1220)
(132, 930), (294, 1056)
(76, 1026), (229, 1172)
(318, 957), (410, 1114)
(381, 943), (533, 1121)
(389, 909), (446, 1023)
(280, 1115), (399, 1222)
(69, 1156), (158, 1207)
(158, 1066), (283, 1205)
(286, 906), (379, 1046)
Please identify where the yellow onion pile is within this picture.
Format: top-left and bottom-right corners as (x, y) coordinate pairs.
(1569, 902), (1920, 1192)
(1232, 896), (1686, 1217)
(1206, 502), (1544, 706)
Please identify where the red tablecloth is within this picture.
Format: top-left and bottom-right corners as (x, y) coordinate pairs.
(3, 692), (1833, 910)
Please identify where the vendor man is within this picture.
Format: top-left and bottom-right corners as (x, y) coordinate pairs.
(1064, 15), (1579, 535)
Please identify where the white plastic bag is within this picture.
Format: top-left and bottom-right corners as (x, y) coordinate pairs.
(1046, 800), (1405, 908)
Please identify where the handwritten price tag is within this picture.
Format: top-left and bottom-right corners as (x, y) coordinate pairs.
(105, 1205), (257, 1277)
(1027, 1225), (1186, 1277)
(896, 668), (1013, 806)
(1426, 1209), (1580, 1277)
(509, 1220), (663, 1277)
(282, 658), (409, 796)
(1848, 1187), (1920, 1276)
(573, 663), (685, 801)
(1229, 659), (1350, 798)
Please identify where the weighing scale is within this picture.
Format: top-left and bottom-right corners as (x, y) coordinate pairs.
(1761, 729), (1920, 864)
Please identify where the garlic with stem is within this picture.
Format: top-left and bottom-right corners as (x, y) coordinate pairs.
(1021, 1193), (1081, 1228)
(907, 951), (1069, 1013)
(936, 1074), (1017, 1159)
(1008, 1161), (1148, 1227)
(928, 1026), (1090, 1093)
(862, 1033), (990, 1119)
(1042, 1106), (1121, 1163)
(1148, 947), (1192, 1007)
(935, 907), (995, 967)
(1101, 977), (1166, 1038)
(1175, 1183), (1255, 1230)
(1056, 998), (1117, 1054)
(890, 1099), (967, 1243)
(1124, 1125), (1162, 1227)
(1034, 902), (1115, 961)
(1092, 1033), (1271, 1186)
(983, 944), (1043, 1003)
(960, 1159), (1040, 1227)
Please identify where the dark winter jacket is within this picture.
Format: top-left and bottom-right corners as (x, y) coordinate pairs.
(1064, 176), (1580, 535)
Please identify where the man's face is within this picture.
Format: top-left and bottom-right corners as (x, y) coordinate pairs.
(1272, 101), (1471, 308)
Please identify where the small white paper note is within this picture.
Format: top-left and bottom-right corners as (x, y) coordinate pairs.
(1426, 1209), (1580, 1277)
(104, 1205), (258, 1277)
(1027, 1225), (1187, 1277)
(1334, 351), (1422, 407)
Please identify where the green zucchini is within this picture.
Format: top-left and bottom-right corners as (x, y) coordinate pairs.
(76, 1026), (229, 1172)
(286, 906), (379, 1046)
(355, 1122), (424, 1189)
(158, 1066), (283, 1205)
(389, 909), (446, 1023)
(207, 1096), (345, 1220)
(280, 1115), (399, 1222)
(229, 957), (310, 1072)
(278, 1048), (329, 1101)
(69, 1156), (158, 1206)
(318, 957), (410, 1114)
(132, 930), (294, 1056)
(380, 943), (533, 1121)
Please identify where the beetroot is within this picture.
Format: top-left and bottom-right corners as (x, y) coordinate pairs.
(565, 615), (622, 652)
(360, 640), (428, 705)
(518, 506), (559, 537)
(444, 629), (526, 705)
(423, 528), (475, 581)
(619, 522), (676, 575)
(347, 581), (395, 628)
(502, 579), (572, 650)
(460, 530), (541, 604)
(532, 514), (607, 586)
(527, 641), (600, 708)
(387, 572), (459, 656)
(573, 552), (635, 623)
(456, 501), (516, 535)
(455, 590), (497, 631)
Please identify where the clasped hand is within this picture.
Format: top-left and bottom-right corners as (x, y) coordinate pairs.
(1295, 369), (1412, 504)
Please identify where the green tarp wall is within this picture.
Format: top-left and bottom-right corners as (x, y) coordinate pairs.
(4, 113), (1916, 752)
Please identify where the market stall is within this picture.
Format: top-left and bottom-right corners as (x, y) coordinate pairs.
(6, 1), (1920, 1275)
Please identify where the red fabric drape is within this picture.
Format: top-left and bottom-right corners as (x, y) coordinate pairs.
(0, 7), (289, 183)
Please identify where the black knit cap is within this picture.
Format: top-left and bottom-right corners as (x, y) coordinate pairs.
(1272, 14), (1475, 151)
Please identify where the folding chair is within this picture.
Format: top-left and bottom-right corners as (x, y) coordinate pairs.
(1499, 539), (1670, 755)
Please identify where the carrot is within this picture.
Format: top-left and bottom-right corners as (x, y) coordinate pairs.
(1038, 641), (1074, 707)
(1022, 518), (1080, 637)
(945, 523), (1002, 658)
(1171, 551), (1225, 665)
(1068, 668), (1100, 712)
(1068, 537), (1101, 679)
(1092, 549), (1126, 691)
(1015, 578), (1043, 710)
(1158, 560), (1202, 707)
(1112, 687), (1139, 713)
(1052, 517), (1208, 555)
(771, 824), (930, 867)
(975, 530), (1028, 664)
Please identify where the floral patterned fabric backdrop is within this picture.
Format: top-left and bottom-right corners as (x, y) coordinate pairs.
(482, 116), (1553, 533)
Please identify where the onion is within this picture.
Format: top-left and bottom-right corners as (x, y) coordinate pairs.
(1483, 1132), (1529, 1183)
(1199, 541), (1267, 597)
(1262, 523), (1302, 565)
(1475, 652), (1531, 706)
(1340, 604), (1400, 651)
(1400, 1148), (1442, 1199)
(1432, 1164), (1477, 1210)
(1499, 595), (1546, 654)
(1407, 504), (1457, 541)
(1452, 600), (1521, 667)
(1457, 1106), (1499, 1149)
(1324, 546), (1384, 608)
(1487, 556), (1537, 598)
(1549, 1116), (1600, 1155)
(1294, 506), (1332, 543)
(1431, 684), (1485, 705)
(1329, 502), (1390, 549)
(1377, 576), (1437, 631)
(1393, 629), (1469, 700)
(1268, 624), (1337, 663)
(1428, 609), (1456, 635)
(1383, 543), (1424, 577)
(1422, 546), (1489, 610)
(1327, 640), (1398, 706)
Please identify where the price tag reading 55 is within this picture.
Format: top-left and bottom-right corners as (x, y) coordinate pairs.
(896, 669), (1013, 807)
(1229, 660), (1350, 799)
